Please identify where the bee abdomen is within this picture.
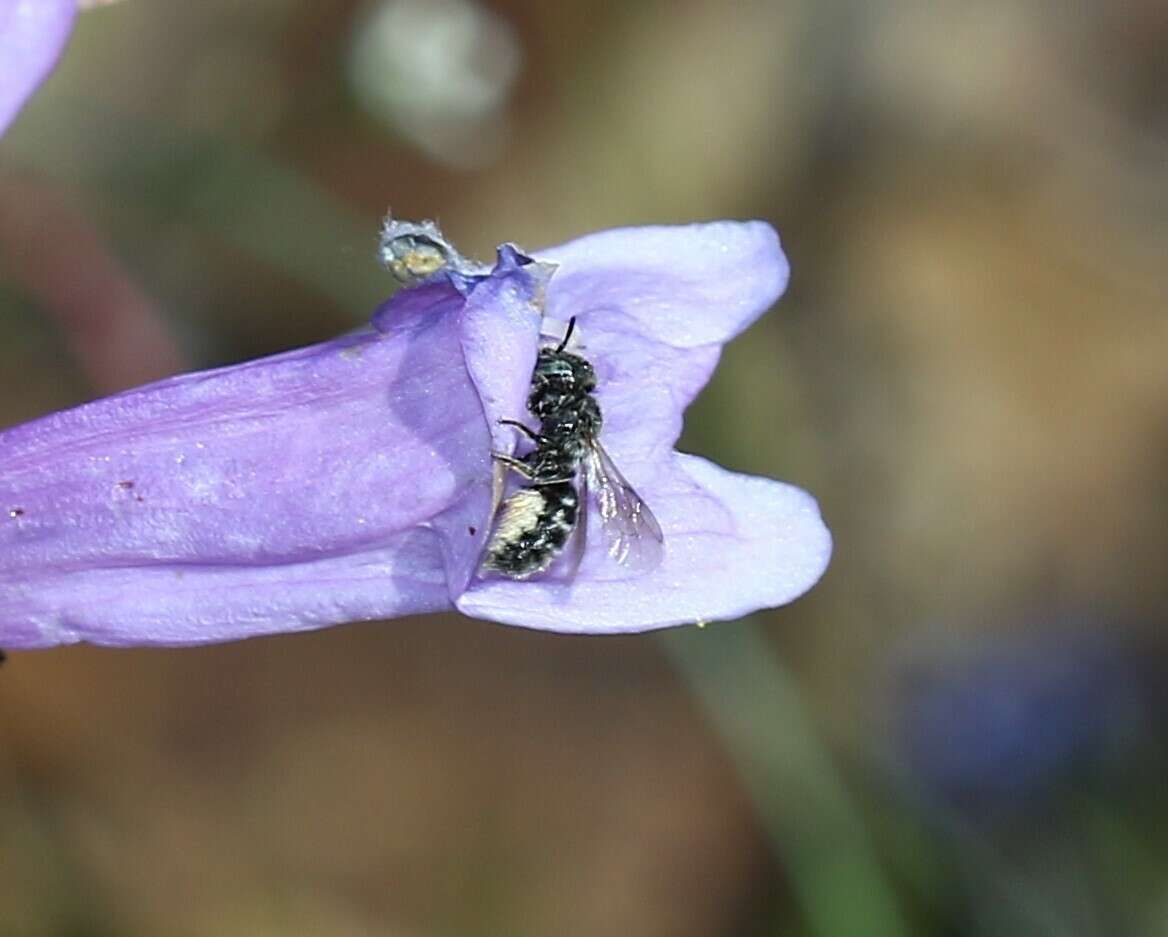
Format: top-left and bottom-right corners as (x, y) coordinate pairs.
(482, 483), (579, 578)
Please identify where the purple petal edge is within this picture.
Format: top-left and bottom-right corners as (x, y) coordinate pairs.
(537, 220), (788, 348)
(0, 0), (77, 137)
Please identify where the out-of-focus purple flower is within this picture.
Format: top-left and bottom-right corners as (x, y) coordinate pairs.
(0, 0), (76, 136)
(895, 630), (1140, 812)
(0, 222), (832, 648)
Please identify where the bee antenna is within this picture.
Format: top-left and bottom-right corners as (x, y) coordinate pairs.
(556, 317), (577, 353)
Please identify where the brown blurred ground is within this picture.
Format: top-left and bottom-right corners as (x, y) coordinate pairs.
(2, 1), (1167, 935)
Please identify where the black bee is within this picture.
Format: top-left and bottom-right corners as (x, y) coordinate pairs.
(481, 318), (664, 579)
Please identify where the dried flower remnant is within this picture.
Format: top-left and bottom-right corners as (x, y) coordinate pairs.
(0, 220), (830, 649)
(379, 216), (481, 285)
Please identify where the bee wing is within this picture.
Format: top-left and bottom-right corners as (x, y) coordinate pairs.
(585, 440), (665, 572)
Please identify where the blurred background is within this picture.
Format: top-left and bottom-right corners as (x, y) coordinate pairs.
(2, 0), (1167, 934)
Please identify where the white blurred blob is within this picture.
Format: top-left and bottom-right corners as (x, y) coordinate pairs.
(348, 0), (521, 169)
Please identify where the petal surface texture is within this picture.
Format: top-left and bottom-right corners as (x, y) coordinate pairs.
(0, 271), (540, 647)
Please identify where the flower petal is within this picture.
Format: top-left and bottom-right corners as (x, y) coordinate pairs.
(536, 220), (789, 348)
(409, 244), (548, 596)
(534, 220), (788, 465)
(1, 219), (826, 647)
(571, 323), (720, 465)
(0, 0), (76, 136)
(458, 221), (826, 630)
(0, 272), (537, 648)
(0, 531), (450, 648)
(458, 453), (832, 632)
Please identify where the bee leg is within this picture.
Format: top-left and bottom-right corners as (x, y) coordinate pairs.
(498, 419), (542, 443)
(491, 452), (534, 478)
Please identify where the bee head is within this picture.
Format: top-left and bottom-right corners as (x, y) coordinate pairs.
(533, 349), (596, 392)
(528, 350), (597, 420)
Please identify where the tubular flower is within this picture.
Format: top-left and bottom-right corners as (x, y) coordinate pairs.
(0, 222), (831, 648)
(0, 0), (76, 136)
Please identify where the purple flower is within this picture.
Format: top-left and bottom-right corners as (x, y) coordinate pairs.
(897, 629), (1140, 813)
(0, 222), (831, 648)
(0, 0), (76, 136)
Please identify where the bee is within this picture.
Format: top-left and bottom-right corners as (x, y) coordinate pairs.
(481, 317), (665, 579)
